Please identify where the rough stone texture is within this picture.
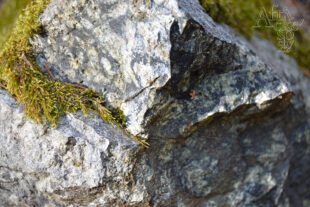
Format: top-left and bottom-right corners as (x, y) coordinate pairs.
(0, 0), (310, 206)
(31, 0), (289, 138)
(0, 90), (140, 206)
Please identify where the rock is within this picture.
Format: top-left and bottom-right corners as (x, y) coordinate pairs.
(0, 0), (310, 206)
(31, 0), (289, 138)
(0, 89), (139, 206)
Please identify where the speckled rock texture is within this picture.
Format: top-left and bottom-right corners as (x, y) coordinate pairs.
(1, 0), (310, 206)
(31, 0), (290, 138)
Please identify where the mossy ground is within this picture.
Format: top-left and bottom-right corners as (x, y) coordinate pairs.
(0, 0), (147, 146)
(200, 0), (310, 71)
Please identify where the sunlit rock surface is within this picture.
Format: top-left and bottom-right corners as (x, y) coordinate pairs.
(0, 0), (309, 206)
(31, 0), (289, 138)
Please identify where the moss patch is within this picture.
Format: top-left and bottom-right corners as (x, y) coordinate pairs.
(0, 0), (148, 146)
(0, 0), (32, 50)
(200, 0), (310, 71)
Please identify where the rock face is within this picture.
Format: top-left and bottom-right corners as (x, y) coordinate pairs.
(31, 0), (290, 138)
(1, 0), (310, 206)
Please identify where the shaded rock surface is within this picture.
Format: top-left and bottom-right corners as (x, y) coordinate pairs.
(0, 0), (310, 206)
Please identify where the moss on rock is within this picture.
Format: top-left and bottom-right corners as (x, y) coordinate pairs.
(0, 0), (115, 126)
(0, 0), (151, 146)
(200, 0), (310, 71)
(0, 0), (32, 50)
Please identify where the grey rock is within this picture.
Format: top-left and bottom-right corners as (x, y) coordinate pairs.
(0, 90), (140, 206)
(31, 0), (289, 138)
(0, 0), (310, 206)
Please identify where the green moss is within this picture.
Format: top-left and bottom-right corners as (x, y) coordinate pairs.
(200, 0), (310, 71)
(0, 0), (148, 146)
(111, 108), (127, 128)
(0, 0), (32, 50)
(0, 0), (112, 126)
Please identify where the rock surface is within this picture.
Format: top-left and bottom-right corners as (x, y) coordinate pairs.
(0, 0), (310, 206)
(31, 0), (290, 138)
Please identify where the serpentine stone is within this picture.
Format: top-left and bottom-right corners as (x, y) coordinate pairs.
(0, 0), (309, 206)
(31, 0), (290, 138)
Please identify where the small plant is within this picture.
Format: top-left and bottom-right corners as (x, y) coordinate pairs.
(111, 108), (127, 128)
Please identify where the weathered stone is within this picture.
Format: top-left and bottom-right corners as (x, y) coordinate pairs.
(31, 0), (289, 138)
(0, 0), (310, 206)
(0, 90), (139, 206)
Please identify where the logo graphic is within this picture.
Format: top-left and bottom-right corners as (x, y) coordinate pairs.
(253, 6), (304, 52)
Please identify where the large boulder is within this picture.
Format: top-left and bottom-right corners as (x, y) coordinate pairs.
(0, 0), (309, 206)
